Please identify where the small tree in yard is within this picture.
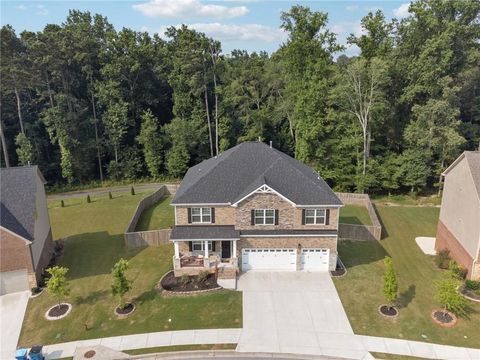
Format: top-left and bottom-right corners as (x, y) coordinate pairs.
(111, 259), (131, 309)
(46, 266), (70, 309)
(383, 257), (398, 309)
(435, 267), (467, 316)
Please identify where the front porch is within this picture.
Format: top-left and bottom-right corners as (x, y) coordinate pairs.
(172, 239), (238, 278)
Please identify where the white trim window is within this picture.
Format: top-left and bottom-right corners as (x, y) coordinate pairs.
(192, 241), (212, 251)
(305, 209), (326, 225)
(191, 207), (212, 223)
(254, 209), (275, 225)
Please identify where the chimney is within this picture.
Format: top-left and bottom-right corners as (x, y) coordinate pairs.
(269, 141), (272, 148)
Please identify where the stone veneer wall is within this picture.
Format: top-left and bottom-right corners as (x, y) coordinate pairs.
(436, 220), (478, 280)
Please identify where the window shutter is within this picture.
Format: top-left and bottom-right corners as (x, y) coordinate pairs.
(211, 208), (215, 223)
(274, 210), (279, 225)
(301, 209), (306, 225)
(325, 209), (330, 225)
(251, 210), (255, 225)
(212, 241), (216, 251)
(187, 208), (192, 224)
(188, 241), (192, 251)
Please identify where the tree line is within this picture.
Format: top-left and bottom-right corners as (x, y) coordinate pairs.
(1, 0), (479, 194)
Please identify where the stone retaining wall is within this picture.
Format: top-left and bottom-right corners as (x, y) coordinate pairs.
(335, 192), (382, 241)
(124, 184), (178, 248)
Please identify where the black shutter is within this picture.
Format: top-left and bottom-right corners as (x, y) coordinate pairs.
(187, 208), (192, 224)
(212, 241), (216, 251)
(274, 210), (279, 225)
(325, 209), (330, 225)
(251, 210), (255, 225)
(211, 208), (215, 223)
(188, 241), (192, 251)
(301, 209), (306, 225)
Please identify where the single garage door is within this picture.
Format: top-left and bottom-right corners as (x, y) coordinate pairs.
(301, 248), (330, 271)
(242, 248), (297, 271)
(0, 269), (30, 295)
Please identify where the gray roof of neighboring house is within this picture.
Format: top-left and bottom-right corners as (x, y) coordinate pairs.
(465, 152), (480, 199)
(0, 166), (43, 241)
(172, 141), (342, 206)
(170, 226), (240, 240)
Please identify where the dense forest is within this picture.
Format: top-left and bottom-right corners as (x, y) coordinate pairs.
(1, 0), (479, 194)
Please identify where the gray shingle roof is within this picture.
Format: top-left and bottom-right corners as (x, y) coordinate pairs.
(0, 166), (41, 241)
(172, 142), (342, 206)
(170, 226), (240, 240)
(465, 151), (480, 199)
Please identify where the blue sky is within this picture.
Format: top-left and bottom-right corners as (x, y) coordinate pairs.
(1, 0), (411, 56)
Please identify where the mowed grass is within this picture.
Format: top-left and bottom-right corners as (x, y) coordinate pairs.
(135, 196), (174, 231)
(19, 192), (242, 347)
(339, 204), (372, 225)
(334, 206), (480, 348)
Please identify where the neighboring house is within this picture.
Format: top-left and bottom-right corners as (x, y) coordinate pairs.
(435, 151), (480, 280)
(169, 141), (343, 279)
(0, 166), (54, 294)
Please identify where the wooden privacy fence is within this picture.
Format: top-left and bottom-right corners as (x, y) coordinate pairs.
(335, 192), (382, 241)
(124, 184), (178, 248)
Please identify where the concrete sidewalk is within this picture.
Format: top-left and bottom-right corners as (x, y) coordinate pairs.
(41, 328), (480, 360)
(0, 291), (30, 360)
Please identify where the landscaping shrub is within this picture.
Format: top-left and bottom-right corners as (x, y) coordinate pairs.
(465, 280), (480, 291)
(86, 195), (91, 203)
(435, 268), (467, 316)
(435, 249), (451, 269)
(448, 261), (468, 280)
(111, 259), (132, 309)
(382, 257), (398, 309)
(109, 191), (113, 199)
(196, 270), (210, 284)
(60, 199), (65, 207)
(180, 273), (190, 287)
(130, 186), (135, 195)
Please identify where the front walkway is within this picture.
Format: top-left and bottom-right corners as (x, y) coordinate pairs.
(0, 291), (30, 359)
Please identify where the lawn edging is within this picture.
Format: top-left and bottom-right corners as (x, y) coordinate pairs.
(124, 184), (177, 247)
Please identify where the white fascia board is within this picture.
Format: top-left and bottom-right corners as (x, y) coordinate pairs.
(295, 204), (344, 208)
(170, 238), (240, 242)
(0, 226), (32, 245)
(231, 184), (296, 207)
(171, 203), (231, 206)
(239, 234), (338, 238)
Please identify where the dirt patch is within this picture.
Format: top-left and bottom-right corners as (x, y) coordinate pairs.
(84, 350), (96, 358)
(378, 305), (398, 318)
(431, 309), (457, 327)
(160, 271), (219, 292)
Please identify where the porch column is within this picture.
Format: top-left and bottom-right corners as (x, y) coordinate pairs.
(232, 240), (237, 258)
(204, 240), (209, 258)
(174, 241), (180, 258)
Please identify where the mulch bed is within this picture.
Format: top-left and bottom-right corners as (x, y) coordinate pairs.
(460, 287), (480, 302)
(160, 271), (219, 292)
(48, 304), (70, 317)
(431, 309), (457, 327)
(330, 258), (347, 277)
(115, 303), (135, 315)
(378, 305), (398, 318)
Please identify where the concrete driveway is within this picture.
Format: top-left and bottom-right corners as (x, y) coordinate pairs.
(0, 291), (30, 359)
(236, 271), (356, 357)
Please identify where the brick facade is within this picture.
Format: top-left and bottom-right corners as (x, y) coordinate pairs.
(435, 220), (479, 280)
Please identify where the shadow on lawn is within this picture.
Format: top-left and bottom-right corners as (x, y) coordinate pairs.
(339, 216), (362, 225)
(338, 240), (390, 268)
(75, 289), (110, 305)
(59, 232), (145, 280)
(373, 204), (389, 239)
(397, 284), (416, 308)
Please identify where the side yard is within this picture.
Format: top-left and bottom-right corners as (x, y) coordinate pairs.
(19, 192), (242, 347)
(339, 204), (372, 225)
(334, 205), (480, 348)
(135, 195), (174, 231)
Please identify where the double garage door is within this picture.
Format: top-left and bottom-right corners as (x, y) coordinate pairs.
(0, 269), (30, 295)
(241, 248), (329, 271)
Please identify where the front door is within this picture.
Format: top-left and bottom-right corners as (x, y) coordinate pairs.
(221, 241), (231, 259)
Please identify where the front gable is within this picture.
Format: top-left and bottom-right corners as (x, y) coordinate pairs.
(232, 184), (296, 207)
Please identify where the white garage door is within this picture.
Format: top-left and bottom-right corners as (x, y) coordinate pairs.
(301, 248), (330, 271)
(242, 248), (297, 271)
(0, 269), (30, 295)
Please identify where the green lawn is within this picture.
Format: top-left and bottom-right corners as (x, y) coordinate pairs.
(339, 204), (372, 225)
(124, 343), (237, 355)
(135, 196), (174, 231)
(334, 205), (480, 348)
(19, 192), (242, 347)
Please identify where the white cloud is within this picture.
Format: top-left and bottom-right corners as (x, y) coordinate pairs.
(35, 4), (48, 16)
(393, 3), (410, 19)
(133, 0), (249, 19)
(15, 5), (27, 10)
(332, 20), (365, 39)
(157, 23), (286, 43)
(345, 5), (359, 12)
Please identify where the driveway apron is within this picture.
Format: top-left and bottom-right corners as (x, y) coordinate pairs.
(0, 291), (30, 359)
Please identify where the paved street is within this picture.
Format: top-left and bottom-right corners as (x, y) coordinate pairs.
(0, 291), (30, 359)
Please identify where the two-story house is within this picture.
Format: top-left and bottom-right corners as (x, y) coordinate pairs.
(0, 166), (54, 294)
(169, 141), (343, 281)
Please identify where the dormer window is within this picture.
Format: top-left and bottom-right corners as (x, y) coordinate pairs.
(188, 207), (212, 223)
